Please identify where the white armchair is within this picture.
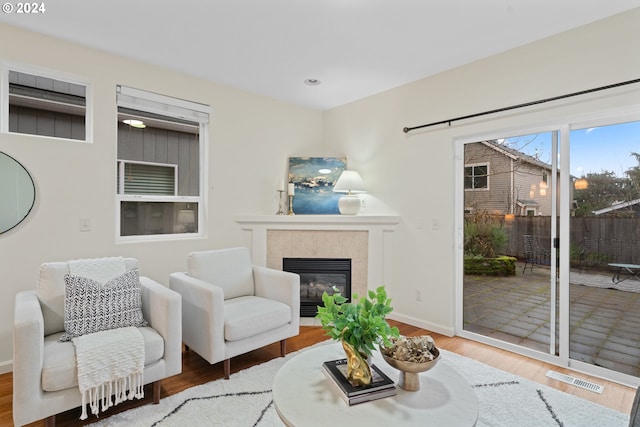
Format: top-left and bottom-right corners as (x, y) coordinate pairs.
(12, 258), (182, 427)
(169, 247), (300, 378)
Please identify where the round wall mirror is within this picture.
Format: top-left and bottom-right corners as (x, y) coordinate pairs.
(0, 151), (35, 234)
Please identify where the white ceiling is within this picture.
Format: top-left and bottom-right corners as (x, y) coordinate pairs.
(1, 1), (639, 111)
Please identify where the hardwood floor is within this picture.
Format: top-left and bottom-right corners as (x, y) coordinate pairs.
(1, 321), (635, 426)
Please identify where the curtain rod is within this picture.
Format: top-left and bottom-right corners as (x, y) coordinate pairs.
(402, 78), (640, 134)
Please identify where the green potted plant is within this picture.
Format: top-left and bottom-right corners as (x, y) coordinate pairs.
(316, 285), (400, 386)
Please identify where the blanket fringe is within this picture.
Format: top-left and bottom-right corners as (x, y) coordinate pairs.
(80, 372), (144, 420)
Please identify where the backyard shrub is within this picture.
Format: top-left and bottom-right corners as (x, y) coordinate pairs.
(464, 255), (516, 276)
(464, 211), (507, 258)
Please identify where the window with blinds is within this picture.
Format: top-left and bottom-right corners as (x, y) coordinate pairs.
(117, 161), (177, 195)
(116, 86), (209, 240)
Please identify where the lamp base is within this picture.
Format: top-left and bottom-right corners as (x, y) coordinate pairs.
(338, 195), (360, 215)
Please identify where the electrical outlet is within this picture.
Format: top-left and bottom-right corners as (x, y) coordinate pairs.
(79, 218), (91, 232)
(416, 290), (422, 301)
(360, 198), (366, 207)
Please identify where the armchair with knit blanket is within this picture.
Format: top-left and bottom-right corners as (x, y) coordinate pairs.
(12, 257), (182, 426)
(169, 247), (300, 379)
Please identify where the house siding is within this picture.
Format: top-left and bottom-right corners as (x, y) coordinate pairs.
(117, 122), (199, 197)
(464, 142), (554, 215)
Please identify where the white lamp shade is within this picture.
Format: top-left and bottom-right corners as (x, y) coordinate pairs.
(177, 209), (195, 225)
(333, 170), (366, 194)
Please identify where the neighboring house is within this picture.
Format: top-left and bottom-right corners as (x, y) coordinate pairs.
(592, 198), (640, 217)
(464, 140), (557, 216)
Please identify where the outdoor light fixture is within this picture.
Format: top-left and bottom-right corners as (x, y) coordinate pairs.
(539, 180), (547, 196)
(123, 119), (146, 128)
(574, 178), (588, 190)
(333, 170), (366, 215)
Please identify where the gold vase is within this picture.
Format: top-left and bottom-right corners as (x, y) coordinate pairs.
(341, 339), (372, 386)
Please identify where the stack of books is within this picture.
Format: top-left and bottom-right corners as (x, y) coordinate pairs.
(321, 358), (396, 405)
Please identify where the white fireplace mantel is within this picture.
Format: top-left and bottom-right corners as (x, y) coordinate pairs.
(235, 215), (401, 290)
(235, 215), (401, 229)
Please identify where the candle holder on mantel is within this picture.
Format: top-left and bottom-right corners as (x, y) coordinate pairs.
(287, 183), (296, 215)
(276, 190), (286, 215)
(288, 194), (295, 215)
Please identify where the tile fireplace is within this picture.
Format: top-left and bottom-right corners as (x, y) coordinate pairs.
(235, 215), (400, 315)
(283, 257), (351, 317)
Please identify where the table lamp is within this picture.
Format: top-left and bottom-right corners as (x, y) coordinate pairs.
(333, 170), (366, 215)
(177, 209), (196, 232)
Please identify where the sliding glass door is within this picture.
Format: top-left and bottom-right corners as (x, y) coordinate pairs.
(460, 118), (640, 382)
(462, 132), (558, 355)
(567, 121), (640, 379)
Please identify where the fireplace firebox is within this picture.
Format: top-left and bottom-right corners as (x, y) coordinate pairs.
(283, 258), (351, 317)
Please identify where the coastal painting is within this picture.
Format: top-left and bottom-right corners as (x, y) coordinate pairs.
(288, 157), (346, 214)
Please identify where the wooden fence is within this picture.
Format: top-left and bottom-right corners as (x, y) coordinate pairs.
(499, 216), (640, 267)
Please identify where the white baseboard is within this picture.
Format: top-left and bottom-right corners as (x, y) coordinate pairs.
(388, 312), (455, 337)
(299, 317), (321, 327)
(0, 359), (13, 374)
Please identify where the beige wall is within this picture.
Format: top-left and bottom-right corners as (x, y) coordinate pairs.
(0, 23), (323, 367)
(322, 9), (640, 334)
(1, 8), (640, 370)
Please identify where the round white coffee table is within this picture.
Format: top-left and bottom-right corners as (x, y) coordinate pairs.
(273, 342), (478, 427)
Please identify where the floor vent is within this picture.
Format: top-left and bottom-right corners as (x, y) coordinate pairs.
(545, 370), (604, 394)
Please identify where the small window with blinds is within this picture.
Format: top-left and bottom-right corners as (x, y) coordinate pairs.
(116, 85), (209, 240)
(2, 67), (91, 141)
(117, 161), (177, 196)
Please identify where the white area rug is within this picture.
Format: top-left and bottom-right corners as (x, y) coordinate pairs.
(92, 341), (629, 427)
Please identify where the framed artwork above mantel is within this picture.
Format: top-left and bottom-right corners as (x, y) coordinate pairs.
(288, 157), (346, 215)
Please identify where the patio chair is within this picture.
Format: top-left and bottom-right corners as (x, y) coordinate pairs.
(579, 237), (599, 272)
(523, 234), (551, 274)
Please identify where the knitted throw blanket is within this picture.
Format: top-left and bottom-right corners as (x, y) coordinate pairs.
(68, 256), (126, 284)
(72, 327), (145, 420)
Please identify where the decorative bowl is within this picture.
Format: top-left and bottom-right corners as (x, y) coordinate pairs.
(380, 335), (440, 391)
(381, 348), (440, 391)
